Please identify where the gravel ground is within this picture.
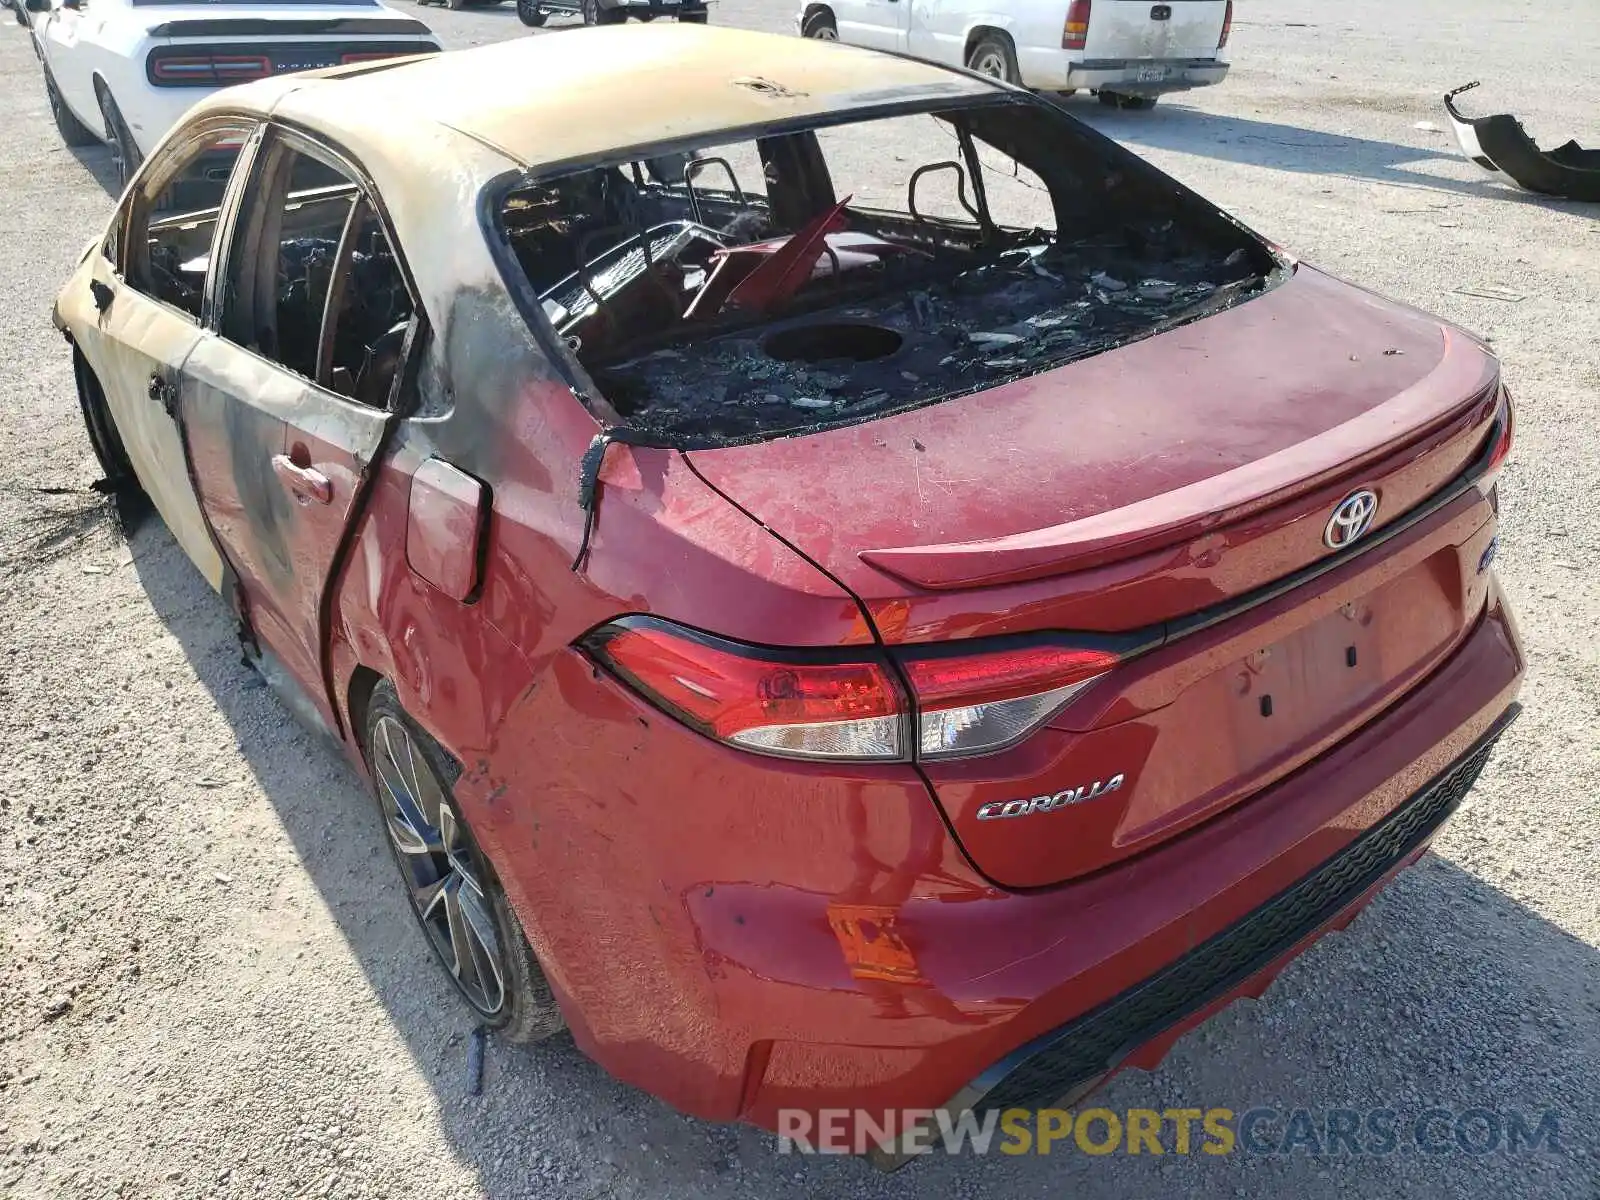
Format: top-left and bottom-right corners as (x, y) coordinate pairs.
(3, 1), (1598, 1197)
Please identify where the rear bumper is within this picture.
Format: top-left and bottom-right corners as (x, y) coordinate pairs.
(603, 0), (708, 11)
(1064, 57), (1229, 94)
(955, 705), (1514, 1115)
(738, 584), (1522, 1133)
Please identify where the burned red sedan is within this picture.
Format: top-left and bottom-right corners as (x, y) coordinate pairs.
(56, 25), (1522, 1156)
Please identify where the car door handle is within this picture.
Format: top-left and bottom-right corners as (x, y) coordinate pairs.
(271, 454), (333, 505)
(147, 371), (176, 415)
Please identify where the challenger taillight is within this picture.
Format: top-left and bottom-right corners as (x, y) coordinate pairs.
(585, 617), (1125, 763)
(148, 51), (271, 86)
(1219, 0), (1233, 48)
(1062, 0), (1092, 50)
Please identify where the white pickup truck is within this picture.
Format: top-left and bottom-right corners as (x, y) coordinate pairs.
(799, 0), (1231, 108)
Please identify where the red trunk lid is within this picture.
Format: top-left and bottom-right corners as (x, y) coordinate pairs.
(686, 266), (1505, 887)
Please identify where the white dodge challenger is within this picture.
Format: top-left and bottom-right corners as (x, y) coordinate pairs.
(28, 0), (440, 190)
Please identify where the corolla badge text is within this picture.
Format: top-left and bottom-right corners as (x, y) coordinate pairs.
(975, 774), (1126, 821)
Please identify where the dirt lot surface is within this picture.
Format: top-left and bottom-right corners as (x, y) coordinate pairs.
(2, 0), (1597, 1196)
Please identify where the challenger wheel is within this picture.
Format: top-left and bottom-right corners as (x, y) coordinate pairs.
(95, 85), (141, 191)
(515, 0), (547, 24)
(365, 682), (564, 1041)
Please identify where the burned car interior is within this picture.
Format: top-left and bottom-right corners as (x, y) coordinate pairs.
(499, 99), (1284, 446)
(133, 138), (415, 409)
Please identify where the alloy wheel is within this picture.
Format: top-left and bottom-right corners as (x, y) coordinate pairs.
(971, 49), (1006, 78)
(372, 714), (507, 1018)
(811, 24), (836, 39)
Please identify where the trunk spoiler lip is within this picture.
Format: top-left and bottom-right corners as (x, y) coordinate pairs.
(859, 327), (1500, 591)
(1161, 399), (1503, 644)
(145, 16), (434, 37)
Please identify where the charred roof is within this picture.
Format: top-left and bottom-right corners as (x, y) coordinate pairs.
(191, 26), (994, 173)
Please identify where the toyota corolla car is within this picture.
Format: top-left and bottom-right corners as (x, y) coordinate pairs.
(54, 25), (1523, 1160)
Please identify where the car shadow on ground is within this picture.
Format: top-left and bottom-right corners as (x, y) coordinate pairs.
(68, 143), (120, 197)
(115, 509), (1596, 1198)
(1067, 101), (1599, 215)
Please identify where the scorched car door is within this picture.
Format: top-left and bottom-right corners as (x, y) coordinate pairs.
(186, 128), (412, 730)
(73, 119), (262, 592)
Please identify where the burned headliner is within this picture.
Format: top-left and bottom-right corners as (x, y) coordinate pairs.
(189, 26), (994, 174)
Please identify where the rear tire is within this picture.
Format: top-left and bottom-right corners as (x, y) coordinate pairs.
(94, 84), (141, 191)
(965, 33), (1020, 85)
(45, 70), (98, 149)
(365, 681), (565, 1044)
(515, 0), (546, 21)
(800, 8), (835, 38)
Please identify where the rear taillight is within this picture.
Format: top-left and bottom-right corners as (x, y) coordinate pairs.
(148, 51), (271, 86)
(587, 619), (907, 761)
(1479, 387), (1515, 493)
(1062, 0), (1091, 49)
(585, 617), (1127, 763)
(899, 643), (1121, 760)
(1218, 0), (1233, 48)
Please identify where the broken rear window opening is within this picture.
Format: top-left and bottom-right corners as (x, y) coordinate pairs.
(496, 98), (1289, 447)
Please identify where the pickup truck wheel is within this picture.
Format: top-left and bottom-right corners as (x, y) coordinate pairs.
(365, 682), (565, 1043)
(45, 71), (98, 148)
(95, 86), (141, 189)
(800, 9), (835, 38)
(515, 0), (546, 22)
(966, 34), (1020, 85)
